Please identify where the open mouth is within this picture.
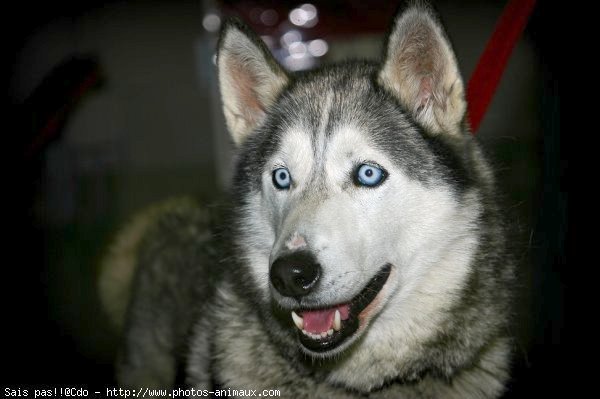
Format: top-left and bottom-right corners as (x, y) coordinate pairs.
(290, 264), (392, 353)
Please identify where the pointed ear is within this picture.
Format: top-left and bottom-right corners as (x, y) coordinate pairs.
(378, 2), (467, 135)
(217, 19), (289, 146)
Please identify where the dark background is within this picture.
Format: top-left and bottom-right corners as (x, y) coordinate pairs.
(6, 0), (564, 397)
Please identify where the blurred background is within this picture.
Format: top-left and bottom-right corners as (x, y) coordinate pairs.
(7, 0), (563, 397)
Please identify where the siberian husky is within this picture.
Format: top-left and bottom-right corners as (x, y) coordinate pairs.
(100, 2), (515, 397)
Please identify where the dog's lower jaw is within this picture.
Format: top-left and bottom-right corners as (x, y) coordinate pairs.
(294, 264), (395, 357)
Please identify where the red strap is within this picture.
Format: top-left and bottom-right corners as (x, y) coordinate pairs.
(25, 70), (100, 160)
(466, 0), (537, 134)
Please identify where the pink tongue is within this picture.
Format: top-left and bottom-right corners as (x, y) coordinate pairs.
(301, 304), (350, 333)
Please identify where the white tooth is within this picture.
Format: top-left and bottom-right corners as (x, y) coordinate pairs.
(334, 309), (341, 331)
(321, 332), (327, 338)
(327, 329), (333, 336)
(291, 311), (304, 330)
(302, 329), (308, 336)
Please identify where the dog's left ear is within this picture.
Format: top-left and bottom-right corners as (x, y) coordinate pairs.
(217, 19), (289, 146)
(378, 3), (466, 135)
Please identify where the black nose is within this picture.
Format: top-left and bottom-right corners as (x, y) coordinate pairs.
(270, 251), (321, 298)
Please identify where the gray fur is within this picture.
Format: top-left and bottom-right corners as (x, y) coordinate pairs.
(114, 199), (222, 388)
(103, 2), (514, 398)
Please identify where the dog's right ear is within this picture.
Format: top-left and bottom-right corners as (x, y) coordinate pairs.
(217, 20), (289, 146)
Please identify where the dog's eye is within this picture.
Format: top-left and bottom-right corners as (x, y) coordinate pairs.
(355, 164), (387, 187)
(272, 167), (292, 190)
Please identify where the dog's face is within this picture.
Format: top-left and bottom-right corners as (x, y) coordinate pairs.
(218, 3), (483, 390)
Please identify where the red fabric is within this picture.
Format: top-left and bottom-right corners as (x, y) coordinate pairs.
(466, 0), (537, 134)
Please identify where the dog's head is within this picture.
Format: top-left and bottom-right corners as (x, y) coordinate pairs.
(217, 2), (507, 392)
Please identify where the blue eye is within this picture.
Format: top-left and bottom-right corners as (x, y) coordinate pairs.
(272, 167), (291, 189)
(355, 164), (386, 187)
